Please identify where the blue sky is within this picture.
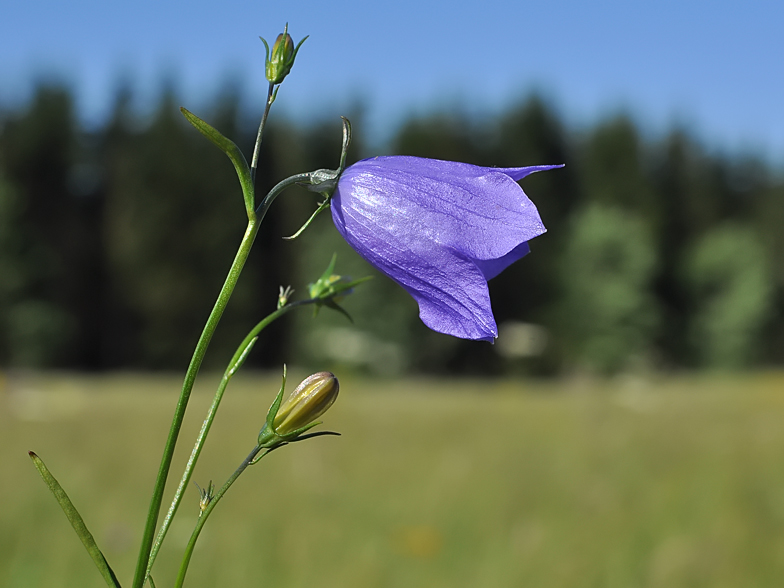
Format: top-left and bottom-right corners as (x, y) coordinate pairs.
(1, 0), (782, 159)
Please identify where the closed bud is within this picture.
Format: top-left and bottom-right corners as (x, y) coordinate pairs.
(261, 24), (308, 85)
(273, 372), (339, 435)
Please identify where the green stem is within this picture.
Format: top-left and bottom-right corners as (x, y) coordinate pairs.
(250, 83), (275, 185)
(131, 170), (318, 588)
(174, 445), (265, 588)
(132, 80), (316, 586)
(144, 299), (315, 580)
(131, 216), (260, 588)
(257, 172), (314, 219)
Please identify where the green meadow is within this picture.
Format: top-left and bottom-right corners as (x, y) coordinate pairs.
(3, 371), (784, 588)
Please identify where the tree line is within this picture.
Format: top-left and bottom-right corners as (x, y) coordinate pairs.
(1, 84), (782, 375)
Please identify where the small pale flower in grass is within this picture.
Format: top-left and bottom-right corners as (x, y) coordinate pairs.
(330, 156), (563, 341)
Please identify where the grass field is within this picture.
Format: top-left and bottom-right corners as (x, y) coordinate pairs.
(3, 370), (784, 588)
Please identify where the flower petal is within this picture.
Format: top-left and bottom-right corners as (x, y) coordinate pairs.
(337, 157), (550, 262)
(474, 241), (531, 281)
(495, 164), (565, 182)
(331, 199), (498, 341)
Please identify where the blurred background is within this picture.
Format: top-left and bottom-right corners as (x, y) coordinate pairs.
(2, 1), (784, 587)
(1, 0), (782, 375)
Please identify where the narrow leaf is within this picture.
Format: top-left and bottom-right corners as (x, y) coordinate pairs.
(29, 452), (122, 588)
(180, 107), (255, 215)
(227, 336), (258, 377)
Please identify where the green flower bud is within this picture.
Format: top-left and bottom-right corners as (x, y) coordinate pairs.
(273, 371), (339, 435)
(260, 24), (308, 85)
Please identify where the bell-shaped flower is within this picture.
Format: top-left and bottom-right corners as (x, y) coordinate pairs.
(330, 156), (561, 341)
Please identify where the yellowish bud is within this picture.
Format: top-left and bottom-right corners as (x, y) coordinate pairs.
(266, 33), (294, 83)
(261, 24), (308, 85)
(273, 371), (339, 435)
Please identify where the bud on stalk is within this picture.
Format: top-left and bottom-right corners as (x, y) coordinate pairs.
(274, 371), (339, 434)
(261, 23), (308, 85)
(258, 371), (339, 447)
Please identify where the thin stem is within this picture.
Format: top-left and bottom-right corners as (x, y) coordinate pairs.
(250, 83), (275, 185)
(257, 172), (314, 220)
(132, 171), (317, 588)
(131, 216), (259, 588)
(145, 299), (316, 580)
(174, 445), (265, 588)
(134, 83), (302, 587)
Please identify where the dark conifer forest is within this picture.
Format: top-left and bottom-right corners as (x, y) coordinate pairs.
(1, 86), (782, 375)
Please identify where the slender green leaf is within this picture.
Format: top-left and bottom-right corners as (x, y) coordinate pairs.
(29, 452), (122, 588)
(180, 107), (255, 216)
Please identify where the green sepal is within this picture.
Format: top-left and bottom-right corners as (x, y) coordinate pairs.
(283, 197), (331, 240)
(321, 253), (337, 279)
(260, 36), (271, 62)
(257, 366), (335, 449)
(267, 366), (287, 428)
(337, 116), (351, 169)
(284, 419), (322, 439)
(284, 117), (354, 240)
(329, 275), (373, 297)
(260, 24), (309, 85)
(257, 421), (323, 451)
(180, 107), (255, 218)
(261, 366), (287, 435)
(320, 299), (354, 322)
(307, 254), (372, 320)
(251, 430), (341, 464)
(249, 448), (272, 466)
(286, 430), (341, 443)
(29, 452), (122, 588)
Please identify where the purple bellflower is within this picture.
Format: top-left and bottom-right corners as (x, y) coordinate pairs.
(330, 156), (562, 342)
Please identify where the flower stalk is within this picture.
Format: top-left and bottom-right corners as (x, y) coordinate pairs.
(133, 39), (315, 585)
(174, 444), (265, 588)
(145, 298), (326, 580)
(131, 214), (260, 588)
(173, 370), (339, 588)
(134, 166), (338, 586)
